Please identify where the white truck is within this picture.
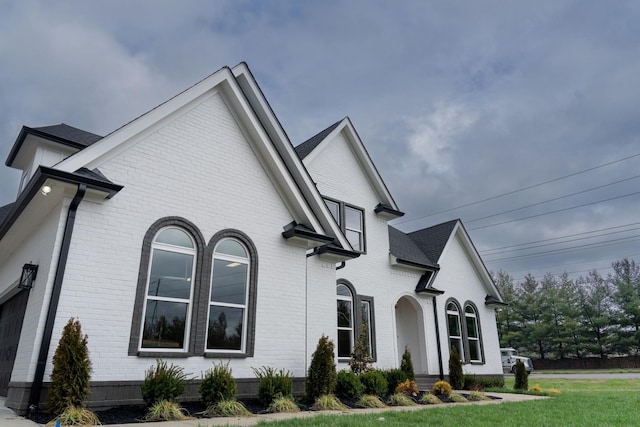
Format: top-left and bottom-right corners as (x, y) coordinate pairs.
(500, 347), (534, 373)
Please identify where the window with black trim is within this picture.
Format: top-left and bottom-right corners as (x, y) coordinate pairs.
(336, 280), (376, 360)
(140, 227), (197, 352)
(445, 298), (485, 364)
(324, 197), (365, 252)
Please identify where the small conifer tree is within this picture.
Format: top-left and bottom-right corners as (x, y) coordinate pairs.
(349, 324), (372, 374)
(448, 346), (464, 390)
(46, 318), (92, 415)
(514, 360), (529, 390)
(400, 346), (415, 381)
(306, 335), (337, 401)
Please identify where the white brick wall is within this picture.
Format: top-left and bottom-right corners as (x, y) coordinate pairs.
(47, 92), (324, 381)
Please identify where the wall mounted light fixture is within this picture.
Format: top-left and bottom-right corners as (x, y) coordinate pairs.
(19, 263), (38, 289)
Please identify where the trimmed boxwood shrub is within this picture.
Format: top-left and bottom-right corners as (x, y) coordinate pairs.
(384, 369), (408, 395)
(463, 374), (505, 390)
(199, 361), (237, 406)
(336, 370), (364, 400)
(141, 360), (188, 407)
(359, 370), (388, 398)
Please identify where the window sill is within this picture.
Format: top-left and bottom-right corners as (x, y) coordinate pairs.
(204, 351), (250, 359)
(136, 351), (191, 358)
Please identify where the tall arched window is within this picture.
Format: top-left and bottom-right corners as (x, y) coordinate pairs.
(464, 303), (483, 363)
(140, 227), (196, 351)
(446, 300), (464, 359)
(206, 238), (250, 352)
(337, 283), (354, 358)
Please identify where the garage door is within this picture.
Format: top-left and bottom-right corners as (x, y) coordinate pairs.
(0, 290), (29, 396)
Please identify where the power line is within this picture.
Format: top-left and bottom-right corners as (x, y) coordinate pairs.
(484, 234), (640, 263)
(467, 175), (640, 224)
(468, 190), (640, 231)
(479, 221), (640, 253)
(396, 151), (640, 225)
(481, 226), (640, 255)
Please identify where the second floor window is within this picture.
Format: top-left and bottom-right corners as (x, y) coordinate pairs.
(324, 197), (365, 252)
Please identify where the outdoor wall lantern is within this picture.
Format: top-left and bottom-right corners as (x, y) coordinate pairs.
(19, 263), (38, 289)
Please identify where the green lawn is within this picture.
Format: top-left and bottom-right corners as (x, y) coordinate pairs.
(256, 378), (640, 426)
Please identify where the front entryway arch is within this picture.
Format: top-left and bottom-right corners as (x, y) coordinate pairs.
(394, 295), (427, 374)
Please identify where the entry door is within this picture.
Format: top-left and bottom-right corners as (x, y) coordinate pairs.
(0, 290), (30, 396)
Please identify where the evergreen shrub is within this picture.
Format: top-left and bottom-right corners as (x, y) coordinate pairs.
(384, 369), (408, 395)
(349, 324), (373, 374)
(306, 335), (337, 401)
(253, 366), (294, 406)
(514, 360), (529, 390)
(359, 370), (388, 398)
(335, 370), (364, 400)
(141, 360), (188, 407)
(400, 346), (415, 381)
(46, 318), (92, 416)
(199, 361), (237, 406)
(448, 346), (464, 390)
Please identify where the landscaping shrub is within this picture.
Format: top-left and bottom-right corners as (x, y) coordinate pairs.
(356, 394), (387, 408)
(448, 346), (464, 389)
(448, 391), (468, 403)
(514, 360), (528, 390)
(253, 366), (294, 406)
(431, 380), (452, 396)
(141, 360), (188, 407)
(50, 405), (100, 426)
(400, 346), (415, 381)
(267, 395), (300, 413)
(420, 393), (443, 404)
(46, 318), (92, 416)
(306, 335), (337, 401)
(384, 369), (408, 395)
(335, 370), (364, 400)
(359, 370), (388, 398)
(468, 391), (491, 401)
(463, 374), (504, 390)
(144, 400), (190, 421)
(349, 324), (373, 374)
(387, 393), (416, 406)
(204, 399), (252, 417)
(311, 394), (347, 411)
(200, 361), (237, 406)
(395, 379), (419, 396)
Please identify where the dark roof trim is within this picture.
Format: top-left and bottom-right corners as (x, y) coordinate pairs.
(39, 166), (123, 199)
(374, 203), (405, 218)
(6, 125), (102, 167)
(281, 221), (335, 244)
(415, 270), (444, 295)
(0, 166), (123, 242)
(395, 257), (439, 271)
(485, 295), (508, 307)
(313, 243), (361, 260)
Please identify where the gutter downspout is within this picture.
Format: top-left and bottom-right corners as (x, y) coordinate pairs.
(432, 296), (444, 380)
(29, 184), (86, 414)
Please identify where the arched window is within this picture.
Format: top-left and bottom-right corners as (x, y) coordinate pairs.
(446, 300), (464, 359)
(140, 227), (196, 351)
(206, 238), (250, 352)
(464, 303), (483, 363)
(337, 283), (354, 358)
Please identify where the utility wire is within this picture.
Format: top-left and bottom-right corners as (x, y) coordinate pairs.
(467, 175), (640, 223)
(395, 151), (640, 224)
(479, 221), (640, 253)
(481, 226), (640, 255)
(468, 190), (640, 231)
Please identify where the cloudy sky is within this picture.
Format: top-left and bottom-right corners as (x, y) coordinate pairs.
(1, 0), (639, 283)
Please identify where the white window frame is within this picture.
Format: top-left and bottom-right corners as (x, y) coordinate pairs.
(337, 283), (354, 358)
(206, 238), (250, 354)
(446, 301), (464, 361)
(464, 304), (483, 363)
(138, 227), (196, 353)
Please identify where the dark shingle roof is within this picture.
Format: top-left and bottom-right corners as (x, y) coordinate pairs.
(294, 120), (342, 159)
(32, 123), (103, 147)
(388, 226), (438, 268)
(407, 219), (459, 264)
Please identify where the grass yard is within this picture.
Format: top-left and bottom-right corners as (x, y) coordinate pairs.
(255, 377), (640, 427)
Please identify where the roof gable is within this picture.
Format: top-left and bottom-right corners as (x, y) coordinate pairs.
(295, 117), (402, 213)
(388, 225), (438, 269)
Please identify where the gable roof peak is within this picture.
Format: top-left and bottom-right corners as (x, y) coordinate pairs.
(294, 118), (345, 160)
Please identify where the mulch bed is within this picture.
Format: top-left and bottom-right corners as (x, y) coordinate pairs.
(30, 394), (500, 425)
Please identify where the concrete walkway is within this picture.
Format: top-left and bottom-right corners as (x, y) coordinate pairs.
(1, 392), (547, 427)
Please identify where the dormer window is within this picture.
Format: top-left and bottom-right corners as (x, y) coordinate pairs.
(324, 197), (365, 252)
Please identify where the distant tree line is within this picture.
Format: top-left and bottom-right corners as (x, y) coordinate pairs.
(493, 258), (640, 359)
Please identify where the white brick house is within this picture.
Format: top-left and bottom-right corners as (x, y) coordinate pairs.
(0, 63), (505, 414)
